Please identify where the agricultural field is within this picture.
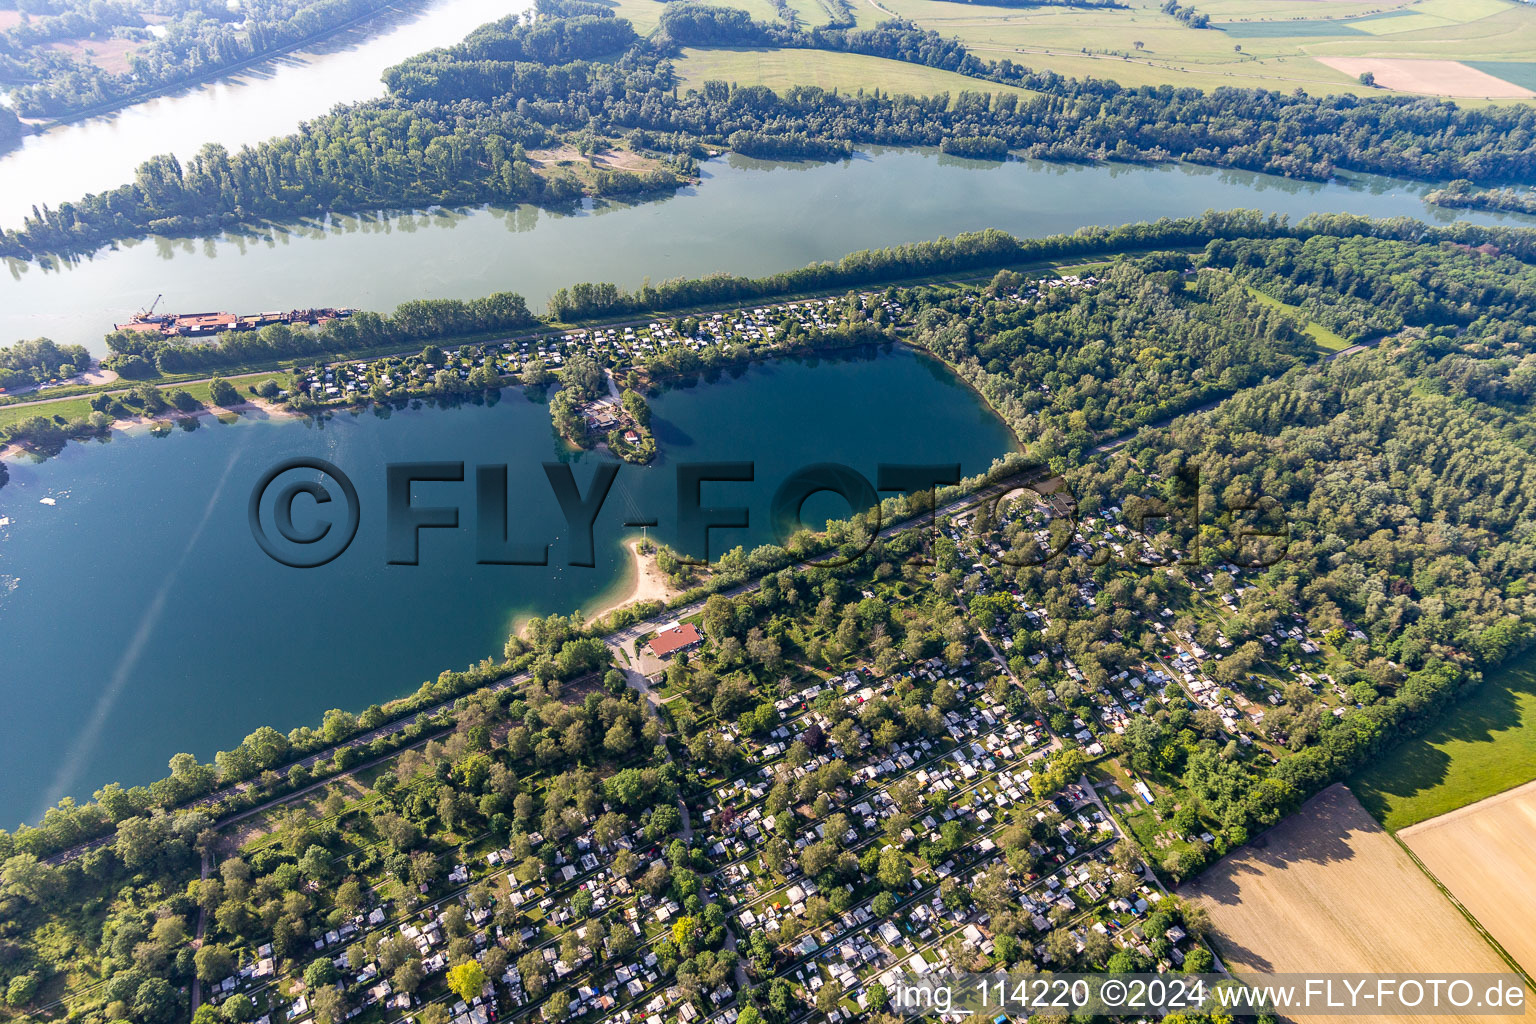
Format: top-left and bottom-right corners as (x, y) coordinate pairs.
(1186, 784), (1516, 1021)
(1317, 56), (1534, 97)
(674, 46), (1040, 99)
(1401, 780), (1536, 977)
(1466, 60), (1536, 91)
(1352, 654), (1536, 830)
(653, 0), (1536, 100)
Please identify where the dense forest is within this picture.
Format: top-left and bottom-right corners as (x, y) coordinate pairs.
(0, 0), (401, 118)
(1202, 233), (1536, 343)
(7, 1), (1536, 257)
(880, 235), (1536, 848)
(908, 257), (1314, 465)
(1064, 337), (1536, 834)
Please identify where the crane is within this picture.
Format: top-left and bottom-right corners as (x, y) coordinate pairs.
(140, 293), (163, 319)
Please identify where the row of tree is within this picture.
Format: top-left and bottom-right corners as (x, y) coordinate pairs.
(11, 3), (1536, 257)
(2, 0), (403, 117)
(102, 292), (534, 377)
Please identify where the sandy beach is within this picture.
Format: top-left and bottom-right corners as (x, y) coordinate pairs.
(591, 537), (680, 622)
(1, 395), (300, 461)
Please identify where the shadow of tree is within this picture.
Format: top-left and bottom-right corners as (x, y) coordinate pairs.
(1351, 661), (1536, 819)
(1184, 785), (1379, 972)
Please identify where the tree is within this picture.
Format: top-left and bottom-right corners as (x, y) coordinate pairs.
(310, 985), (347, 1024)
(609, 924), (639, 958)
(393, 957), (425, 995)
(518, 950), (549, 998)
(305, 959), (340, 990)
(544, 990), (573, 1020)
(132, 978), (179, 1024)
(114, 816), (162, 871)
(523, 357), (552, 387)
(1, 854), (59, 904)
(195, 943), (235, 983)
(5, 975), (38, 1008)
(558, 351), (605, 401)
(815, 980), (842, 1016)
(604, 718), (634, 755)
(208, 377), (240, 406)
(876, 846), (911, 890)
(299, 843), (333, 881)
(221, 994), (256, 1023)
(447, 959), (488, 1002)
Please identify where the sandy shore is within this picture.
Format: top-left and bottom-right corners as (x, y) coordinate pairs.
(1, 396), (302, 461)
(591, 538), (680, 622)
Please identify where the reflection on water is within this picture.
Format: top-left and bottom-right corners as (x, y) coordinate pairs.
(5, 148), (1535, 355)
(0, 0), (528, 224)
(0, 346), (1014, 826)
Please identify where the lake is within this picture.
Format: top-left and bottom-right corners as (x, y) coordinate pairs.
(8, 150), (1536, 357)
(0, 345), (1015, 827)
(0, 0), (528, 227)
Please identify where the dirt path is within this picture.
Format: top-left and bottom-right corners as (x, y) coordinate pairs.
(189, 848), (212, 1013)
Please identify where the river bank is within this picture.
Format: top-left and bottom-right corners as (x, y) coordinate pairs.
(590, 538), (683, 622)
(0, 0), (526, 226)
(0, 379), (300, 461)
(14, 151), (1536, 358)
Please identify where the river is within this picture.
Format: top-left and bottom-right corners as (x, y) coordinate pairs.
(0, 346), (1015, 827)
(7, 150), (1536, 357)
(0, 0), (527, 227)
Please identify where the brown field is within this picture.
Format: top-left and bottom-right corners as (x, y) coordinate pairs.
(1186, 785), (1519, 1024)
(527, 145), (663, 173)
(46, 37), (143, 75)
(1401, 778), (1536, 977)
(1317, 57), (1535, 98)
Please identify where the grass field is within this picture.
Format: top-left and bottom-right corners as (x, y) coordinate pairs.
(1402, 779), (1536, 976)
(1238, 283), (1350, 352)
(1186, 784), (1517, 1020)
(608, 0), (1536, 99)
(1352, 653), (1536, 830)
(0, 394), (95, 429)
(1467, 60), (1536, 91)
(803, 0), (1536, 99)
(674, 46), (1039, 99)
(0, 370), (291, 430)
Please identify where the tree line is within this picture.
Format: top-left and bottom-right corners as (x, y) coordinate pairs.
(103, 292), (534, 378)
(2, 0), (403, 118)
(9, 3), (1536, 257)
